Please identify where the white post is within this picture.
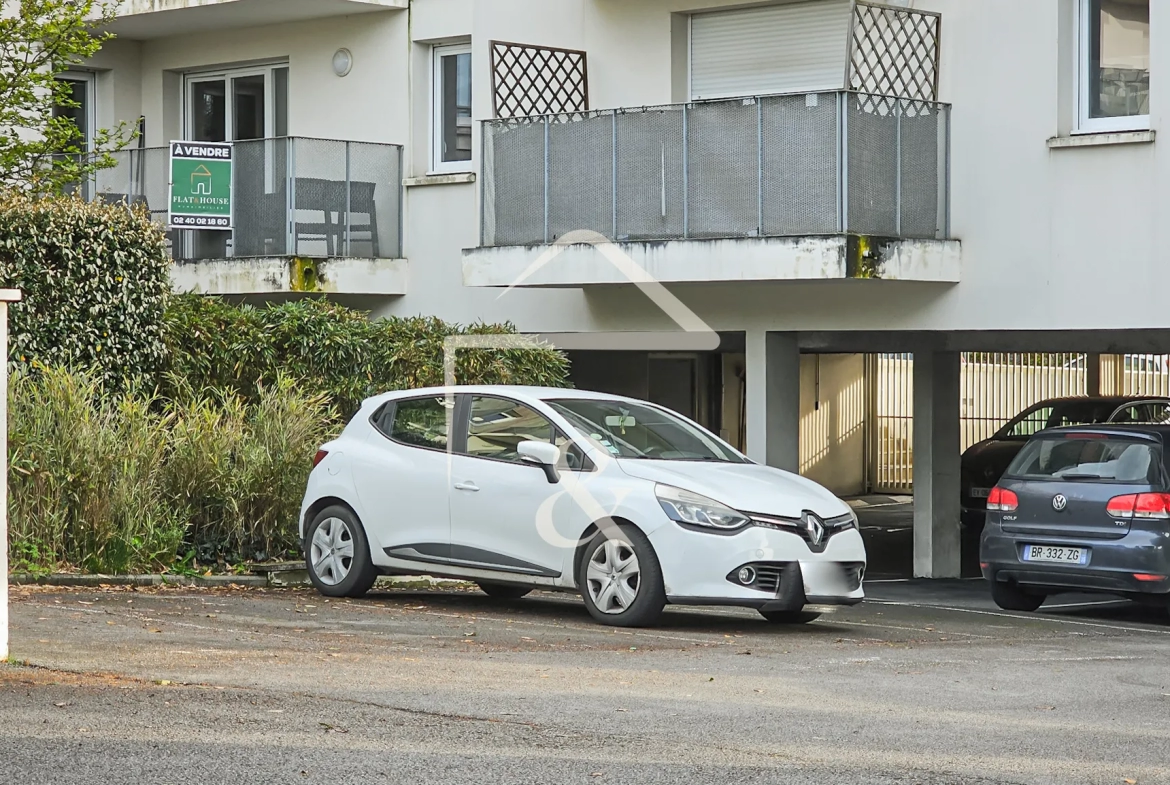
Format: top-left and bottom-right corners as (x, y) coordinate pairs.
(0, 289), (22, 662)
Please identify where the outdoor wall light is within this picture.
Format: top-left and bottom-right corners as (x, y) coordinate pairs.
(332, 48), (353, 77)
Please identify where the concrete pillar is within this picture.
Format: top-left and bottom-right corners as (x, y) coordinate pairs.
(745, 331), (800, 473)
(1086, 353), (1102, 397)
(912, 350), (961, 578)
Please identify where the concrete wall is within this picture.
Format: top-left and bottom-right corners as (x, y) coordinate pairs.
(799, 354), (866, 496)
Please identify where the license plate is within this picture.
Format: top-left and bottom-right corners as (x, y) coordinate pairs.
(1021, 544), (1089, 565)
(970, 487), (991, 499)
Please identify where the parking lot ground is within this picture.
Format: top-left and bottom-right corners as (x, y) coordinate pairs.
(3, 580), (1169, 785)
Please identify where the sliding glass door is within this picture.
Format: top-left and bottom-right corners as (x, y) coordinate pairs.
(183, 65), (288, 258)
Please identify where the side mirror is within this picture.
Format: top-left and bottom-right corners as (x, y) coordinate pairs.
(517, 440), (560, 484)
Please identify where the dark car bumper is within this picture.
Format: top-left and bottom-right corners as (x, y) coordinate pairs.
(981, 522), (1170, 599)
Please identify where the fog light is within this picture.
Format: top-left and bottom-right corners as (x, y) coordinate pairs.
(737, 566), (757, 585)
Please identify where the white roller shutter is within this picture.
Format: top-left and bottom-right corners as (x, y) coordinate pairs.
(690, 0), (852, 100)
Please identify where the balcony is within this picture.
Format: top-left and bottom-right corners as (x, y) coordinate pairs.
(464, 91), (960, 288)
(107, 0), (404, 40)
(95, 137), (406, 296)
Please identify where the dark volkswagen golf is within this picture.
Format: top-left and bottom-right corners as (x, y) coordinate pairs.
(980, 424), (1170, 613)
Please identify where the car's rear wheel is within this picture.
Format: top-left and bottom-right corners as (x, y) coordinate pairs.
(578, 523), (666, 628)
(305, 505), (378, 599)
(477, 582), (532, 600)
(759, 610), (821, 624)
(991, 581), (1045, 612)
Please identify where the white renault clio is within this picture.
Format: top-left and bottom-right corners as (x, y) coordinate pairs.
(301, 386), (866, 627)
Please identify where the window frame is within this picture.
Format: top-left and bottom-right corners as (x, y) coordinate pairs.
(370, 395), (458, 454)
(182, 62), (289, 143)
(430, 41), (474, 174)
(459, 394), (594, 471)
(57, 71), (96, 150)
(1076, 0), (1150, 134)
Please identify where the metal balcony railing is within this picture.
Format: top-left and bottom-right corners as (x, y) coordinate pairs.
(94, 137), (403, 261)
(480, 90), (951, 247)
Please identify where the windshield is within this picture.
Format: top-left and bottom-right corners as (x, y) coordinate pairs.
(546, 399), (746, 463)
(1004, 435), (1160, 483)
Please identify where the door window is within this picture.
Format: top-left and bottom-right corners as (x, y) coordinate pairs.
(466, 397), (556, 461)
(388, 397), (454, 450)
(1003, 406), (1054, 438)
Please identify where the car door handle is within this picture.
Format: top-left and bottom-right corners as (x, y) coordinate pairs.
(453, 481), (480, 492)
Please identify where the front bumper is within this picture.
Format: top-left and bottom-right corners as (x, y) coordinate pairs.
(981, 522), (1170, 597)
(648, 523), (867, 610)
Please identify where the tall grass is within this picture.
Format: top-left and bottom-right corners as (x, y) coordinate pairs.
(9, 368), (336, 573)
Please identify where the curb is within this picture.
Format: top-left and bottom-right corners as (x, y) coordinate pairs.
(7, 572), (474, 590)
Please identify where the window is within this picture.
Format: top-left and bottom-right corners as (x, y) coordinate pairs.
(185, 64), (288, 143)
(54, 72), (95, 197)
(1078, 0), (1150, 133)
(1006, 436), (1158, 483)
(182, 63), (288, 259)
(1001, 406), (1054, 439)
(54, 72), (94, 150)
(465, 396), (587, 469)
(432, 43), (472, 172)
(388, 397), (454, 450)
(548, 399), (745, 463)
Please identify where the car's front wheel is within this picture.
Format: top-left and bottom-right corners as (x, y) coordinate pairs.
(990, 581), (1045, 612)
(305, 505), (378, 599)
(578, 523), (666, 627)
(759, 610), (821, 624)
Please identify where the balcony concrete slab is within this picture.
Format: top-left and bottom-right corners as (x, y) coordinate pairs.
(108, 0), (404, 39)
(462, 235), (960, 288)
(172, 256), (407, 296)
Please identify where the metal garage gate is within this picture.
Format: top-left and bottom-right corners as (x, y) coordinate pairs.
(868, 353), (1170, 493)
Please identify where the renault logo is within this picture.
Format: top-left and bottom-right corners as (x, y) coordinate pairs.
(1052, 494), (1068, 512)
(801, 511), (826, 546)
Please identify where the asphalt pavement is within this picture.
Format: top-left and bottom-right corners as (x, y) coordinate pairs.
(3, 579), (1169, 785)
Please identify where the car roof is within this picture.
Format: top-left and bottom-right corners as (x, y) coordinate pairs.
(1039, 423), (1170, 439)
(362, 385), (644, 408)
(1032, 395), (1160, 405)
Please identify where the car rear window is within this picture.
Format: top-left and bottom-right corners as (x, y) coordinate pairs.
(1004, 435), (1161, 483)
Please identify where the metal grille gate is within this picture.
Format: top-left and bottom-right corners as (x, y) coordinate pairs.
(867, 353), (1170, 493)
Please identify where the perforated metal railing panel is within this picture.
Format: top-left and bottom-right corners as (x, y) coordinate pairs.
(481, 90), (950, 247)
(96, 138), (402, 262)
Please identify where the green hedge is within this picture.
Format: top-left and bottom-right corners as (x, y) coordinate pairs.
(162, 294), (571, 415)
(0, 194), (171, 386)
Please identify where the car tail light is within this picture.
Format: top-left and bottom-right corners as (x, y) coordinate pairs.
(986, 486), (1018, 512)
(312, 449), (329, 468)
(1107, 493), (1170, 519)
(1134, 573), (1167, 582)
(1065, 432), (1107, 439)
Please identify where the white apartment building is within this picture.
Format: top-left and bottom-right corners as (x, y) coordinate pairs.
(79, 0), (1155, 577)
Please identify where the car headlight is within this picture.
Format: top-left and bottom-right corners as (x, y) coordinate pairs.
(656, 485), (750, 531)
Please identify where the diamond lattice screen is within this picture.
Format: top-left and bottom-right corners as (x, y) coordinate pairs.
(491, 41), (589, 118)
(848, 1), (941, 102)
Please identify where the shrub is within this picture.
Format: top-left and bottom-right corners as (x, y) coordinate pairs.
(9, 368), (337, 573)
(162, 295), (571, 415)
(8, 368), (183, 573)
(0, 194), (171, 387)
(163, 378), (336, 563)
